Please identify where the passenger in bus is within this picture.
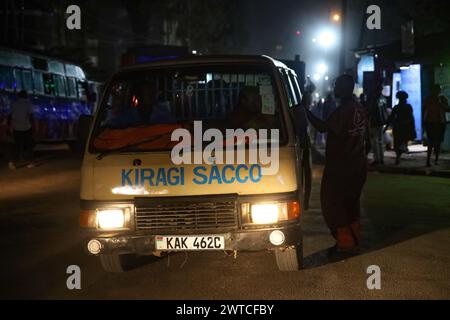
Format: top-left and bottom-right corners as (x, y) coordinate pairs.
(231, 86), (276, 130)
(104, 81), (166, 128)
(96, 81), (178, 150)
(150, 100), (175, 124)
(103, 83), (140, 128)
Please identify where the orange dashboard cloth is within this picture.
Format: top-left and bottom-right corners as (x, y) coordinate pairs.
(93, 124), (185, 150)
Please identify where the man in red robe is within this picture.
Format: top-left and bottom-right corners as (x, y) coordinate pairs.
(306, 75), (370, 255)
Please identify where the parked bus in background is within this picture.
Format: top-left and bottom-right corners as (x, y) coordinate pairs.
(0, 47), (97, 153)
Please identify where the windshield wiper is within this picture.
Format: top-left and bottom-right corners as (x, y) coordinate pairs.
(96, 131), (173, 160)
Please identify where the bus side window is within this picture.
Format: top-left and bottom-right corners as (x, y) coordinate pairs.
(0, 66), (13, 90)
(33, 71), (44, 94)
(22, 70), (33, 93)
(13, 68), (23, 92)
(289, 72), (303, 104)
(54, 74), (67, 97)
(43, 73), (55, 95)
(67, 77), (77, 97)
(77, 80), (87, 100)
(280, 69), (297, 107)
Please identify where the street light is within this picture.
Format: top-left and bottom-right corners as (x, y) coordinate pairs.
(315, 28), (337, 49)
(332, 13), (341, 22)
(317, 63), (328, 75)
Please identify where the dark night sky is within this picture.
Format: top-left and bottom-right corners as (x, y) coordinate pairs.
(241, 0), (367, 82)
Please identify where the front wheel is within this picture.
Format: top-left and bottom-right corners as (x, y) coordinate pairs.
(99, 253), (139, 273)
(275, 243), (303, 271)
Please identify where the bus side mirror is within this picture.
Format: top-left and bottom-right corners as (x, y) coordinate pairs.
(78, 114), (93, 143)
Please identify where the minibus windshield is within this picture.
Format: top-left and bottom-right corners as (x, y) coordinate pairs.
(90, 64), (286, 153)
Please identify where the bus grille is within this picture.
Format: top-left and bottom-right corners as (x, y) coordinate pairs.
(135, 200), (238, 231)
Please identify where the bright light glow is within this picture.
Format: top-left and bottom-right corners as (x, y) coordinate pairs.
(192, 50), (197, 55)
(97, 209), (125, 229)
(317, 63), (327, 74)
(313, 73), (321, 81)
(315, 93), (320, 98)
(87, 240), (102, 255)
(312, 38), (317, 43)
(317, 29), (337, 49)
(324, 75), (329, 81)
(269, 230), (285, 245)
(400, 66), (410, 70)
(251, 204), (279, 224)
(332, 13), (341, 22)
(112, 186), (149, 195)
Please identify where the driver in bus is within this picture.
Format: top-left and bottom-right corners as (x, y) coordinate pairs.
(231, 86), (276, 130)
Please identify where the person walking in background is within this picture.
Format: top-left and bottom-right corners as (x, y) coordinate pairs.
(359, 93), (367, 108)
(322, 92), (337, 121)
(7, 90), (35, 169)
(310, 100), (323, 146)
(423, 85), (450, 166)
(305, 74), (370, 256)
(367, 84), (389, 165)
(384, 91), (416, 165)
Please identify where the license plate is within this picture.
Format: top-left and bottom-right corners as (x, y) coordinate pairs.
(155, 235), (225, 251)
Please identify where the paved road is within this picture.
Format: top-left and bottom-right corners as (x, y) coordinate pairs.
(1, 153), (449, 299)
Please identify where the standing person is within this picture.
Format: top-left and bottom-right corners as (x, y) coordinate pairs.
(305, 75), (370, 256)
(359, 93), (367, 108)
(322, 92), (337, 120)
(367, 85), (389, 165)
(384, 91), (416, 165)
(7, 90), (34, 169)
(423, 85), (450, 166)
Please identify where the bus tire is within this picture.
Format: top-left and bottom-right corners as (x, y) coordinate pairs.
(99, 253), (138, 273)
(275, 243), (303, 271)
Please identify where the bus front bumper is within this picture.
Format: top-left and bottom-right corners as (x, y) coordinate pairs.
(85, 224), (302, 255)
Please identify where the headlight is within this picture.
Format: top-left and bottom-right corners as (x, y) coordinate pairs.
(251, 203), (281, 224)
(243, 201), (300, 225)
(97, 209), (125, 229)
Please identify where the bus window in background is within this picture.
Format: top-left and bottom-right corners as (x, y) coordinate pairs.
(78, 80), (88, 100)
(54, 75), (67, 97)
(43, 74), (55, 95)
(67, 77), (77, 98)
(22, 70), (33, 93)
(13, 68), (23, 92)
(0, 66), (13, 90)
(33, 71), (44, 95)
